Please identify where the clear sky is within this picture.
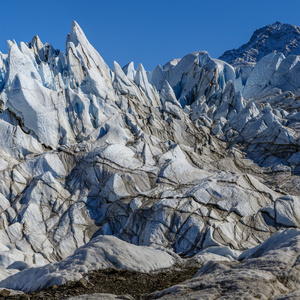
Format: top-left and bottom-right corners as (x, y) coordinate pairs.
(2, 0), (300, 70)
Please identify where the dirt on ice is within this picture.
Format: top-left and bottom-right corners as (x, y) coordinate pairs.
(5, 266), (199, 300)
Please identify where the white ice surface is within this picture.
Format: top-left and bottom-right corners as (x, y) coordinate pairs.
(0, 235), (177, 292)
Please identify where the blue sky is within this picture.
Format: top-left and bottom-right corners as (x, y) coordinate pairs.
(2, 0), (300, 70)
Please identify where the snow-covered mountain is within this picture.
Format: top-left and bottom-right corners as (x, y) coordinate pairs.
(0, 21), (300, 299)
(219, 21), (300, 65)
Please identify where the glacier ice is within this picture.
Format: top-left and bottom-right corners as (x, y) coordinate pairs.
(0, 20), (299, 299)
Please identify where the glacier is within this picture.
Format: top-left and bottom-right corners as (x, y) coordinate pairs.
(0, 20), (299, 298)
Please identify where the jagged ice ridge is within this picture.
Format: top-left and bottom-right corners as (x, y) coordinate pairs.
(0, 20), (299, 298)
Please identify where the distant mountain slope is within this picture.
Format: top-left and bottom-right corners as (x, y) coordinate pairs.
(219, 22), (300, 65)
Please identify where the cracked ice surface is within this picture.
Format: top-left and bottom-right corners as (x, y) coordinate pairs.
(0, 20), (300, 298)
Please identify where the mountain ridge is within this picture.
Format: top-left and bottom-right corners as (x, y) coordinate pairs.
(219, 21), (300, 65)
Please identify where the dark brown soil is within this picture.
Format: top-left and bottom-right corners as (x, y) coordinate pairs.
(5, 266), (199, 300)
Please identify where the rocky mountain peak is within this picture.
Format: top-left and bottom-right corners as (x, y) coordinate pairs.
(219, 21), (300, 65)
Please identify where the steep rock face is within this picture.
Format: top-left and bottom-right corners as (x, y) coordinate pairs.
(219, 22), (300, 65)
(0, 21), (299, 299)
